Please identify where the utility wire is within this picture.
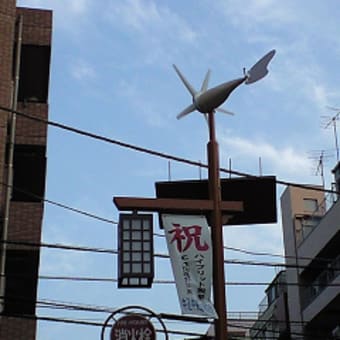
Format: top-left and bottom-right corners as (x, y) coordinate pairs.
(3, 272), (340, 288)
(1, 297), (334, 339)
(2, 295), (332, 328)
(1, 294), (336, 339)
(0, 130), (338, 267)
(0, 105), (338, 195)
(3, 239), (340, 274)
(1, 176), (337, 266)
(0, 181), (118, 225)
(0, 311), (208, 338)
(1, 106), (338, 331)
(0, 112), (338, 266)
(155, 232), (339, 265)
(2, 181), (338, 267)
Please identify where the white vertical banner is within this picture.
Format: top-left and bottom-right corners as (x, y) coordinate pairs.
(162, 214), (217, 318)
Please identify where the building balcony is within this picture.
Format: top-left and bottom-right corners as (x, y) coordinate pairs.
(250, 272), (289, 339)
(302, 255), (340, 322)
(297, 196), (340, 273)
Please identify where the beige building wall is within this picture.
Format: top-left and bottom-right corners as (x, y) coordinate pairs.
(280, 185), (324, 338)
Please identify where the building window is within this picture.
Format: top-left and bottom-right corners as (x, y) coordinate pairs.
(12, 144), (46, 202)
(17, 44), (51, 103)
(303, 198), (318, 213)
(267, 284), (278, 305)
(4, 249), (39, 315)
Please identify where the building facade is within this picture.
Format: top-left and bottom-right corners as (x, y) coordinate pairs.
(250, 271), (290, 340)
(0, 1), (52, 339)
(281, 177), (340, 339)
(251, 170), (340, 339)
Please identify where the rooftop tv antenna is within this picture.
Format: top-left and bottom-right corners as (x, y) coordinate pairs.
(321, 106), (340, 161)
(308, 150), (333, 188)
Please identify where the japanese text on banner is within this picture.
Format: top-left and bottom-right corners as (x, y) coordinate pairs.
(162, 214), (217, 318)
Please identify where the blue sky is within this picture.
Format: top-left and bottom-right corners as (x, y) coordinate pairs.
(16, 0), (340, 338)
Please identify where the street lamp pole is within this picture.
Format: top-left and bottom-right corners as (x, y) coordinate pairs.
(207, 110), (227, 340)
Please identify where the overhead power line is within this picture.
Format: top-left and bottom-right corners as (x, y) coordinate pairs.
(1, 180), (337, 267)
(3, 239), (339, 272)
(0, 297), (334, 339)
(1, 105), (338, 339)
(0, 105), (338, 195)
(2, 295), (334, 329)
(3, 272), (340, 288)
(0, 311), (208, 338)
(1, 179), (337, 266)
(0, 181), (118, 225)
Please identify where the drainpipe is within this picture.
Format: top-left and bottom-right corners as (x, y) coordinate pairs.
(0, 15), (23, 313)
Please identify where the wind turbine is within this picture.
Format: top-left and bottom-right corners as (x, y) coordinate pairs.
(172, 49), (276, 340)
(173, 49), (276, 119)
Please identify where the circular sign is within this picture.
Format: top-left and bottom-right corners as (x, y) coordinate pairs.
(111, 314), (156, 340)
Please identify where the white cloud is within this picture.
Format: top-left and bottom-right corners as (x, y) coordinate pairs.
(70, 59), (96, 81)
(213, 0), (340, 116)
(18, 0), (90, 14)
(114, 79), (170, 128)
(67, 0), (89, 14)
(39, 221), (93, 276)
(41, 251), (90, 275)
(104, 0), (197, 64)
(224, 223), (284, 256)
(112, 0), (162, 32)
(310, 84), (340, 110)
(217, 0), (296, 28)
(219, 134), (311, 177)
(260, 44), (338, 115)
(108, 0), (196, 43)
(312, 84), (329, 109)
(17, 0), (91, 34)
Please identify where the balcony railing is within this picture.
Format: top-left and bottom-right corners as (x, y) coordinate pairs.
(258, 295), (268, 317)
(304, 254), (340, 307)
(227, 311), (258, 320)
(257, 271), (287, 318)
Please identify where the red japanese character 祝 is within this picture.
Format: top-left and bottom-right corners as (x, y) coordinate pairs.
(168, 223), (209, 252)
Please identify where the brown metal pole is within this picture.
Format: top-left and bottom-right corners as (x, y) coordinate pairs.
(207, 110), (228, 339)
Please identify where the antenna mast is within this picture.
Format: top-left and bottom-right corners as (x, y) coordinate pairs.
(308, 150), (333, 188)
(322, 106), (340, 162)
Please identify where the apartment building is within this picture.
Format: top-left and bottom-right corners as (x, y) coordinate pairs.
(250, 271), (290, 339)
(250, 163), (340, 339)
(252, 169), (340, 339)
(0, 1), (52, 339)
(281, 168), (340, 339)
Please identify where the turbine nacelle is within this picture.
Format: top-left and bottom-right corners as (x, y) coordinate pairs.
(173, 49), (276, 119)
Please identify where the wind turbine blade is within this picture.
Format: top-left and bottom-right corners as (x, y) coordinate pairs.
(204, 113), (209, 126)
(173, 64), (197, 96)
(200, 69), (211, 92)
(245, 49), (276, 85)
(176, 103), (196, 119)
(216, 107), (235, 115)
